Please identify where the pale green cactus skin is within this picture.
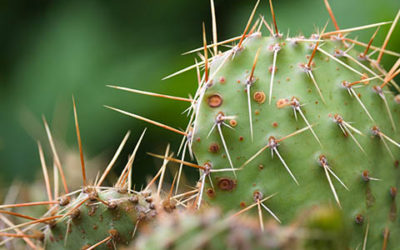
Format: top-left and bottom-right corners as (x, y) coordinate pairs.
(132, 206), (348, 250)
(192, 33), (400, 249)
(45, 190), (155, 250)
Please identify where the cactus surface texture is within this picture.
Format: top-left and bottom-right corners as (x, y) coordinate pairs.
(1, 1), (400, 249)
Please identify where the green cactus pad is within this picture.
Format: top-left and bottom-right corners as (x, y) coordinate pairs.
(192, 33), (400, 248)
(45, 189), (155, 250)
(132, 206), (348, 250)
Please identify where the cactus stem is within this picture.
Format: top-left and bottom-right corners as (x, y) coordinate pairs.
(43, 116), (69, 195)
(376, 10), (400, 64)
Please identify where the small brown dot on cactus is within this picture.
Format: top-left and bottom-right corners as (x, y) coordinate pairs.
(253, 91), (266, 104)
(336, 67), (340, 71)
(108, 201), (118, 209)
(268, 66), (277, 73)
(209, 142), (220, 153)
(286, 77), (290, 82)
(206, 188), (215, 198)
(315, 101), (319, 105)
(217, 178), (236, 191)
(390, 187), (397, 198)
(129, 196), (138, 204)
(254, 110), (260, 115)
(93, 225), (98, 230)
(276, 98), (288, 108)
(229, 119), (237, 127)
(70, 209), (81, 220)
(362, 170), (370, 182)
(207, 94), (223, 108)
(88, 191), (98, 201)
(59, 196), (70, 206)
(258, 164), (264, 170)
(253, 191), (263, 202)
(219, 77), (226, 84)
(196, 137), (201, 142)
(109, 229), (119, 239)
(307, 89), (312, 93)
(239, 136), (244, 141)
(395, 160), (399, 168)
(355, 214), (364, 224)
(237, 80), (241, 83)
(240, 202), (246, 208)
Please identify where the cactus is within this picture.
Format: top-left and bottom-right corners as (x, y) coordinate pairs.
(1, 1), (400, 249)
(107, 1), (400, 249)
(132, 206), (348, 250)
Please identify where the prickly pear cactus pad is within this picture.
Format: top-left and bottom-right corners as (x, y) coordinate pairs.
(107, 1), (400, 249)
(45, 189), (155, 250)
(132, 206), (348, 250)
(192, 33), (400, 248)
(0, 109), (160, 249)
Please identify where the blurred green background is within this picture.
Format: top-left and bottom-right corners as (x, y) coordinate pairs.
(0, 0), (399, 191)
